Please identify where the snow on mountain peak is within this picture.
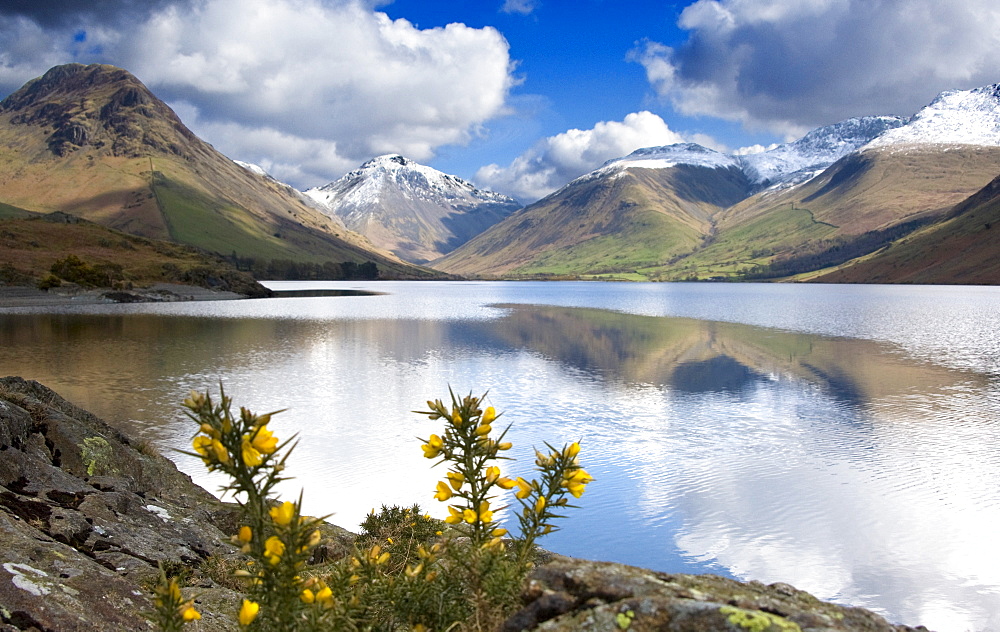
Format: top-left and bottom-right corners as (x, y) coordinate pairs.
(739, 115), (906, 186)
(572, 118), (902, 191)
(865, 84), (1000, 149)
(600, 143), (741, 172)
(304, 154), (517, 210)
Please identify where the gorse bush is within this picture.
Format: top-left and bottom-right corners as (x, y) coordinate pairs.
(152, 388), (591, 631)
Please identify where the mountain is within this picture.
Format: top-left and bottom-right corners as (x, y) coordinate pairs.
(0, 63), (428, 277)
(304, 154), (521, 264)
(434, 144), (751, 277)
(435, 84), (1000, 281)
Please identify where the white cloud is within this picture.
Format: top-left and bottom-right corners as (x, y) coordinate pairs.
(0, 0), (515, 189)
(500, 0), (537, 15)
(476, 111), (688, 202)
(633, 0), (1000, 135)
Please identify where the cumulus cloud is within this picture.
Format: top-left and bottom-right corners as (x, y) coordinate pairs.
(476, 111), (687, 201)
(0, 0), (515, 188)
(632, 0), (1000, 136)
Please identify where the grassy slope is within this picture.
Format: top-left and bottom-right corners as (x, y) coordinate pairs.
(654, 205), (840, 280)
(811, 174), (1000, 284)
(0, 202), (37, 219)
(0, 214), (262, 289)
(435, 166), (748, 279)
(650, 145), (1000, 281)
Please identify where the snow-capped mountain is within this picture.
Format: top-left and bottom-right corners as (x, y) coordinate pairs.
(864, 84), (1000, 149)
(436, 81), (1000, 281)
(739, 116), (906, 187)
(569, 83), (1000, 194)
(304, 155), (521, 264)
(575, 117), (905, 193)
(600, 143), (742, 173)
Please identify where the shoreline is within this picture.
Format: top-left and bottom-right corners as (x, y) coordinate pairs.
(0, 282), (247, 309)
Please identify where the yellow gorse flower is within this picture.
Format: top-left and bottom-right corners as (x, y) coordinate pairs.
(316, 585), (334, 606)
(238, 599), (259, 626)
(192, 435), (229, 464)
(444, 505), (463, 524)
(237, 525), (252, 543)
(446, 471), (465, 490)
(269, 501), (296, 526)
(421, 434), (443, 458)
(478, 500), (493, 524)
(485, 465), (501, 484)
(241, 434), (262, 466)
(563, 468), (593, 498)
(481, 406), (496, 424)
(251, 424), (279, 455)
(434, 480), (453, 501)
(264, 535), (285, 565)
(514, 477), (533, 499)
(180, 604), (201, 621)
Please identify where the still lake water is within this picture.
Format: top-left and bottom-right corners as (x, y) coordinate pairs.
(2, 280), (1000, 631)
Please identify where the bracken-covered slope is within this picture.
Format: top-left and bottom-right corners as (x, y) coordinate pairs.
(0, 211), (269, 295)
(0, 63), (429, 277)
(305, 154), (521, 264)
(810, 173), (1000, 284)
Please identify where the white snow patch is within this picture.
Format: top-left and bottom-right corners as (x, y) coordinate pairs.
(234, 160), (270, 177)
(866, 85), (1000, 149)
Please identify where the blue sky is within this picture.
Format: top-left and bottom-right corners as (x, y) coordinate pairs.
(2, 0), (999, 201)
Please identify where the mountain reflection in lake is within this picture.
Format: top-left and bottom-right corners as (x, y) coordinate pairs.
(1, 283), (998, 632)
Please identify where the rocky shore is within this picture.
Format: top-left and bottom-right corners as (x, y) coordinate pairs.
(0, 377), (930, 631)
(0, 283), (255, 309)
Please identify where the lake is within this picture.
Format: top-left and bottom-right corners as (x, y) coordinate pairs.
(2, 280), (999, 631)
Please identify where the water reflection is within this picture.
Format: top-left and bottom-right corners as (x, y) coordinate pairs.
(1, 298), (998, 631)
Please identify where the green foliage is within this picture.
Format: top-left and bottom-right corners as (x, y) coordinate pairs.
(49, 254), (124, 287)
(0, 262), (34, 286)
(227, 254), (380, 280)
(151, 388), (591, 632)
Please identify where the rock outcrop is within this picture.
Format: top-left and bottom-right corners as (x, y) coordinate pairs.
(0, 377), (930, 631)
(0, 376), (245, 630)
(504, 558), (928, 631)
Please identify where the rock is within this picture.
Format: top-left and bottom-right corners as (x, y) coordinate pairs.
(502, 558), (932, 632)
(0, 377), (242, 631)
